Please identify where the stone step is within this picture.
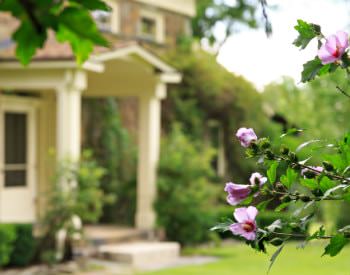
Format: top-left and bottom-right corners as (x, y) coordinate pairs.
(85, 225), (147, 246)
(98, 242), (180, 268)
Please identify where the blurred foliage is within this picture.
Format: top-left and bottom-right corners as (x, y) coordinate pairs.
(0, 0), (109, 65)
(163, 48), (274, 183)
(82, 98), (137, 225)
(0, 224), (16, 267)
(192, 0), (271, 51)
(9, 224), (36, 267)
(38, 151), (108, 262)
(156, 124), (221, 245)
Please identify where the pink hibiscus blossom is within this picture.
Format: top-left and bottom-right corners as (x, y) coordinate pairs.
(318, 31), (349, 65)
(236, 127), (257, 148)
(249, 172), (267, 187)
(301, 166), (324, 177)
(224, 182), (251, 205)
(230, 206), (258, 241)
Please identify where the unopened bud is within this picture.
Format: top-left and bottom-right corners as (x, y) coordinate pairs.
(280, 146), (289, 155)
(322, 161), (334, 172)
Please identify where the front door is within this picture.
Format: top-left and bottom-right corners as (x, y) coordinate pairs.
(0, 97), (37, 223)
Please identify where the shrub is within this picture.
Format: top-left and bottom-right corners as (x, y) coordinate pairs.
(0, 224), (16, 267)
(155, 124), (221, 245)
(9, 224), (36, 267)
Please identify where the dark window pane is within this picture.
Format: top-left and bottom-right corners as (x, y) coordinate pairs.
(141, 17), (156, 37)
(4, 170), (26, 187)
(5, 113), (27, 164)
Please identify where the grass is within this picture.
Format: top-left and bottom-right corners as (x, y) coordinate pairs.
(140, 241), (350, 275)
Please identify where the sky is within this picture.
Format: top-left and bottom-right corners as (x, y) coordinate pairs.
(216, 0), (350, 90)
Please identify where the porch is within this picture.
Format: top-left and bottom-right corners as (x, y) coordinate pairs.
(0, 44), (181, 231)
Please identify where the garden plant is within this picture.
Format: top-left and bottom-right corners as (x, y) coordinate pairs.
(213, 20), (350, 270)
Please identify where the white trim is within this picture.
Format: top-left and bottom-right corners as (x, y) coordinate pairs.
(0, 95), (38, 222)
(0, 60), (105, 73)
(139, 8), (165, 43)
(92, 45), (177, 73)
(159, 72), (182, 83)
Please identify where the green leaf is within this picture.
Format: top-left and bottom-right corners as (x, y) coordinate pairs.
(266, 219), (282, 232)
(13, 22), (46, 65)
(293, 19), (321, 49)
(280, 168), (298, 189)
(301, 58), (323, 83)
(275, 202), (290, 212)
(210, 221), (232, 233)
(267, 161), (279, 184)
(280, 128), (304, 138)
(307, 226), (325, 241)
(69, 0), (111, 11)
(300, 178), (318, 190)
(257, 199), (273, 211)
(319, 176), (336, 194)
(268, 245), (284, 274)
(58, 7), (109, 46)
(56, 25), (94, 64)
(323, 234), (348, 257)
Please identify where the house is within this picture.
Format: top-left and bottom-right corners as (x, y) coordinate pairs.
(0, 0), (196, 233)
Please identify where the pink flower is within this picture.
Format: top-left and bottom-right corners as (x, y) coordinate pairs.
(249, 172), (267, 187)
(230, 206), (258, 241)
(301, 166), (324, 177)
(224, 182), (251, 206)
(236, 128), (257, 148)
(318, 31), (349, 65)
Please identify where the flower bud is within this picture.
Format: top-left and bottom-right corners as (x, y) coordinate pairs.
(270, 238), (284, 246)
(265, 150), (274, 160)
(300, 195), (311, 202)
(259, 138), (271, 150)
(275, 182), (284, 191)
(322, 161), (334, 171)
(288, 152), (298, 162)
(280, 146), (289, 155)
(281, 195), (292, 203)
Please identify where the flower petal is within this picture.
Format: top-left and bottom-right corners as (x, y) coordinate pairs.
(246, 206), (258, 220)
(234, 207), (249, 223)
(318, 44), (338, 64)
(325, 35), (338, 53)
(229, 223), (246, 235)
(336, 31), (349, 49)
(241, 231), (256, 241)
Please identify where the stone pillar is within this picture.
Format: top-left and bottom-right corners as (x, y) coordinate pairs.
(135, 83), (166, 230)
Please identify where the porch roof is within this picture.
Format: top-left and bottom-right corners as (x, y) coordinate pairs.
(0, 13), (180, 81)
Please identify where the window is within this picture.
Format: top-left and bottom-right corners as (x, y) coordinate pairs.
(92, 10), (113, 32)
(92, 1), (119, 33)
(4, 112), (27, 187)
(140, 17), (157, 38)
(138, 9), (164, 43)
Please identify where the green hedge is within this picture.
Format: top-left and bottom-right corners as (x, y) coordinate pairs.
(0, 224), (36, 267)
(0, 224), (16, 266)
(9, 224), (36, 267)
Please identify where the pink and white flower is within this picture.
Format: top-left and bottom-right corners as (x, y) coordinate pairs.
(318, 31), (349, 65)
(249, 172), (267, 187)
(236, 128), (257, 148)
(301, 166), (324, 177)
(224, 182), (251, 206)
(230, 206), (258, 241)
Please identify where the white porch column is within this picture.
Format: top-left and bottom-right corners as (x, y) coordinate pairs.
(136, 83), (166, 230)
(56, 70), (86, 161)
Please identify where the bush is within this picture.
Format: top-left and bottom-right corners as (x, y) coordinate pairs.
(9, 224), (36, 267)
(155, 125), (221, 245)
(0, 224), (16, 267)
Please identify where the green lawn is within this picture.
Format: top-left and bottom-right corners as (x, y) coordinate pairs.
(140, 242), (350, 275)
